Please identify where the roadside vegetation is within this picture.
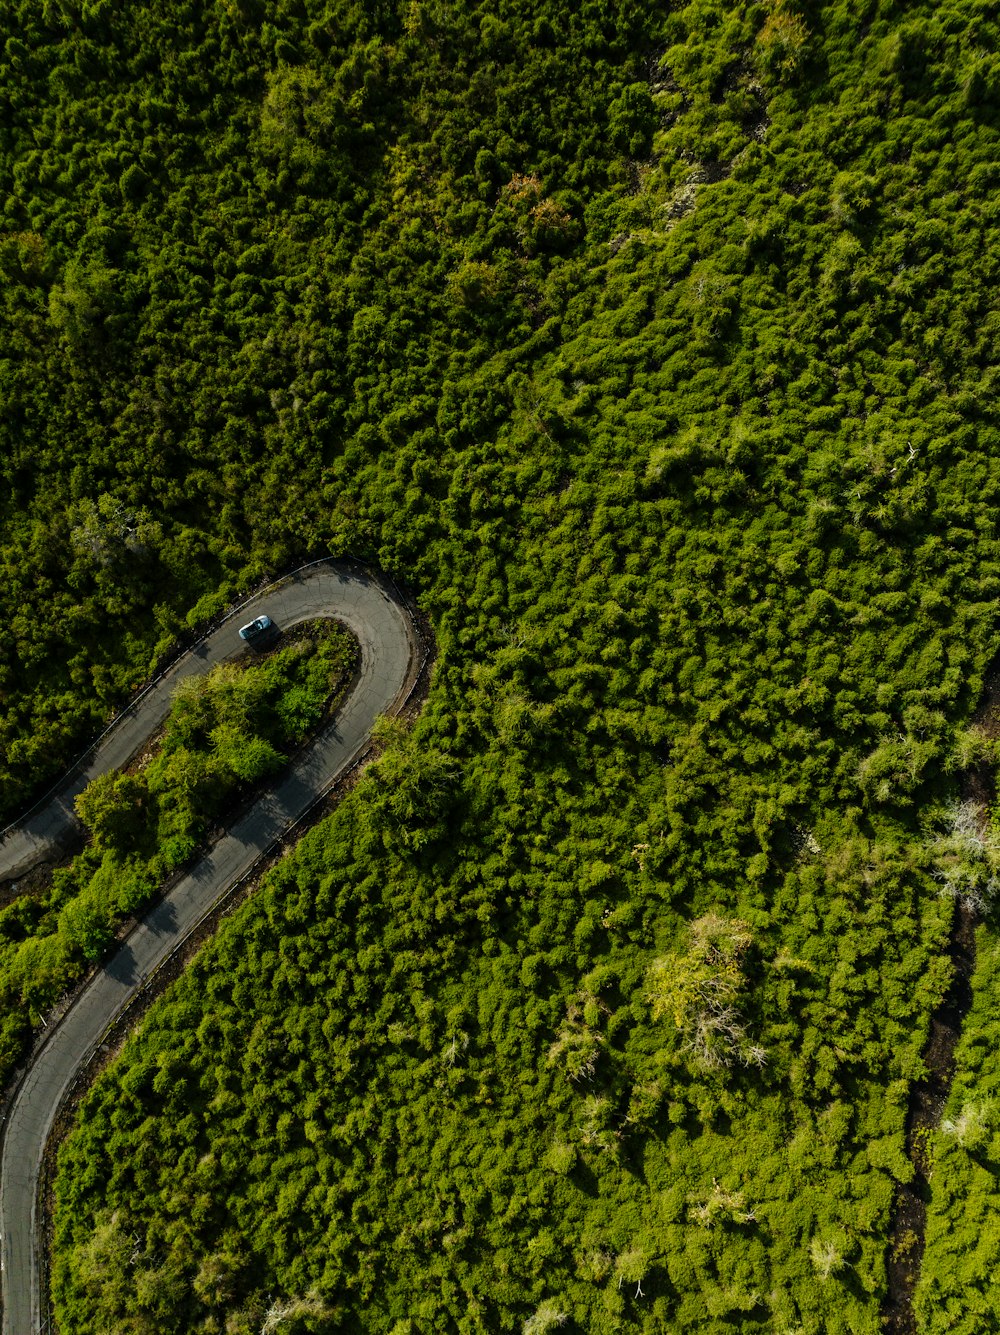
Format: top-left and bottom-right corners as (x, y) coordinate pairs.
(0, 0), (996, 1329)
(0, 621), (354, 1090)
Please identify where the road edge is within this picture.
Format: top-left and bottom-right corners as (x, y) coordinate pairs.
(0, 558), (430, 1333)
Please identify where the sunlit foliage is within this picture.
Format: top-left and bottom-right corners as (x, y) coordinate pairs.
(0, 0), (991, 1328)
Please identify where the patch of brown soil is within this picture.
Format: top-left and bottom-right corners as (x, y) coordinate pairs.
(882, 900), (975, 1334)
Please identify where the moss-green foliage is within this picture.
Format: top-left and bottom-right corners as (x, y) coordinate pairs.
(0, 0), (996, 1327)
(0, 622), (353, 1087)
(53, 778), (944, 1334)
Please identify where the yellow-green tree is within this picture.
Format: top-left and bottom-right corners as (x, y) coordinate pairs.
(647, 913), (765, 1070)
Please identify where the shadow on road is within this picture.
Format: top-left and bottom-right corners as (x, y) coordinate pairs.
(106, 945), (137, 986)
(144, 899), (179, 938)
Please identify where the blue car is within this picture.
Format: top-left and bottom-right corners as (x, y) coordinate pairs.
(238, 614), (272, 642)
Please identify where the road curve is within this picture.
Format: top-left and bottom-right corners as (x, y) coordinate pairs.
(0, 560), (419, 1334)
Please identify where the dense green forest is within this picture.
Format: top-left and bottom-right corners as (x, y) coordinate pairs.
(0, 619), (355, 1088)
(0, 0), (998, 1328)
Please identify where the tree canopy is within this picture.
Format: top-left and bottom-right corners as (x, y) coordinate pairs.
(0, 0), (996, 1329)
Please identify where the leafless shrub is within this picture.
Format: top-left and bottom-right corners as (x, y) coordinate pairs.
(809, 1235), (846, 1281)
(688, 1180), (757, 1229)
(931, 800), (1000, 914)
(260, 1290), (329, 1334)
(522, 1300), (568, 1335)
(941, 1098), (993, 1149)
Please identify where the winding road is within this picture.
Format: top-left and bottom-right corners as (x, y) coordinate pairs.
(0, 560), (419, 1334)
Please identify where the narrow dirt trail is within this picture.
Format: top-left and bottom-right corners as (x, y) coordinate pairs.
(882, 674), (1000, 1332)
(882, 900), (976, 1335)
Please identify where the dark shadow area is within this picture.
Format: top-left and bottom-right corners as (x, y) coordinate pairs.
(105, 944), (137, 987)
(143, 899), (179, 938)
(240, 619), (281, 653)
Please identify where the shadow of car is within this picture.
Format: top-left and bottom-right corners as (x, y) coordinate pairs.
(238, 614), (276, 648)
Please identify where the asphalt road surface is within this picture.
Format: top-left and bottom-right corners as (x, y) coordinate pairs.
(0, 561), (418, 1334)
